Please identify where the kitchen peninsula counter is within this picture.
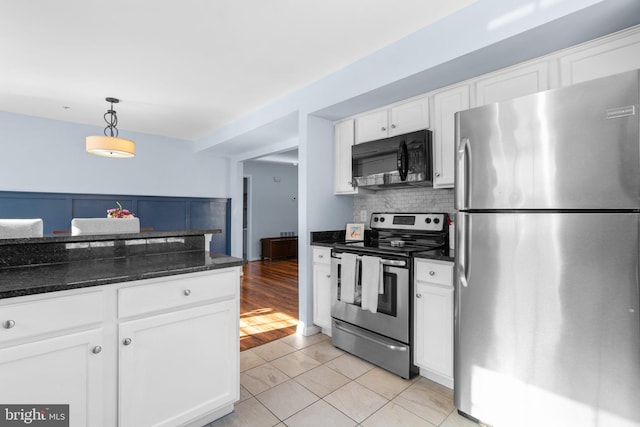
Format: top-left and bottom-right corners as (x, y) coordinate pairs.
(0, 229), (243, 427)
(0, 229), (244, 299)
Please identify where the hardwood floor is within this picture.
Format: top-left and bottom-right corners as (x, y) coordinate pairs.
(240, 259), (299, 351)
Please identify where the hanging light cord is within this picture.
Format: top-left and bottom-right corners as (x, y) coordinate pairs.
(103, 98), (119, 138)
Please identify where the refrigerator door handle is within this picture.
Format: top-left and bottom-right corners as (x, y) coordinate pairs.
(456, 137), (470, 209)
(457, 212), (469, 288)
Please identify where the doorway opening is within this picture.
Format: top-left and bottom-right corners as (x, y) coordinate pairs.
(240, 154), (300, 350)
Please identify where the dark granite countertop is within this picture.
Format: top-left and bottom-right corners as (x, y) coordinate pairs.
(414, 251), (455, 263)
(0, 229), (221, 246)
(310, 230), (346, 245)
(0, 250), (244, 299)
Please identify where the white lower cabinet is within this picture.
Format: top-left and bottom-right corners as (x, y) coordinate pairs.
(119, 301), (238, 427)
(312, 246), (332, 332)
(414, 258), (454, 388)
(0, 267), (240, 427)
(0, 328), (105, 427)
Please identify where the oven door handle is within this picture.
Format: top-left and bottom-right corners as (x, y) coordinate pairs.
(334, 322), (408, 352)
(332, 253), (406, 267)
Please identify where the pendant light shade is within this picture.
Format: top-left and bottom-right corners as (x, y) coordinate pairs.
(86, 97), (136, 158)
(86, 135), (135, 158)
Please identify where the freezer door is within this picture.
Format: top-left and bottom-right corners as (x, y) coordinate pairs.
(454, 212), (640, 427)
(455, 70), (640, 210)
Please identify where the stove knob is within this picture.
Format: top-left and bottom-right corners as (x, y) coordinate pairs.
(380, 217), (385, 222)
(425, 218), (432, 224)
(373, 217), (379, 222)
(434, 218), (440, 224)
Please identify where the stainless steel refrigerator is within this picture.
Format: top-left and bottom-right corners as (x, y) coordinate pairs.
(454, 70), (640, 427)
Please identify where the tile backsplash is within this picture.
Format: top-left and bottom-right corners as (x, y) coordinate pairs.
(352, 187), (455, 225)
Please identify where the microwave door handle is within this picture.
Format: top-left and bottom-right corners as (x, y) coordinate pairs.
(397, 140), (408, 181)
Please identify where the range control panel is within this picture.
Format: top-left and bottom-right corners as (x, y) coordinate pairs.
(369, 213), (447, 232)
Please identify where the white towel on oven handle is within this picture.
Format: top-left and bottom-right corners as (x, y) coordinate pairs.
(361, 255), (382, 313)
(340, 253), (357, 304)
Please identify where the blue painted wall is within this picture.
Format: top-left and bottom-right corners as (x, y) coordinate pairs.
(0, 191), (231, 254)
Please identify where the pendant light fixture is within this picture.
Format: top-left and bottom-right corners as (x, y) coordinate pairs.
(86, 97), (135, 158)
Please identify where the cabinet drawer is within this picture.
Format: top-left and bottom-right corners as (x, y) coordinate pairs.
(118, 270), (237, 318)
(415, 259), (453, 287)
(312, 247), (331, 265)
(0, 292), (103, 344)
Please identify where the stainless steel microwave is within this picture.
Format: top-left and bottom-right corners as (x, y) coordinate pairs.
(351, 129), (432, 190)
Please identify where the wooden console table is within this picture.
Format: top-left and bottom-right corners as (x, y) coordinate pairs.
(261, 236), (298, 262)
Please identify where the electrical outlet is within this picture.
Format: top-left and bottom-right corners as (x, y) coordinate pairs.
(360, 210), (367, 221)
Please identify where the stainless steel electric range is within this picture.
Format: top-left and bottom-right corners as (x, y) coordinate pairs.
(330, 212), (449, 379)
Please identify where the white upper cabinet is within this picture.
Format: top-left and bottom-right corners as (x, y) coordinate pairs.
(355, 109), (389, 143)
(559, 27), (640, 86)
(474, 61), (550, 107)
(431, 84), (469, 188)
(389, 97), (430, 136)
(355, 96), (429, 143)
(334, 119), (357, 195)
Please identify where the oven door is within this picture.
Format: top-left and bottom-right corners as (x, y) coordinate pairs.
(330, 252), (410, 343)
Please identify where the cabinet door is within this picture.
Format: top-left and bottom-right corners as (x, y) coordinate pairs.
(559, 28), (640, 86)
(390, 97), (429, 136)
(313, 262), (332, 330)
(0, 329), (104, 427)
(334, 119), (357, 194)
(119, 301), (238, 427)
(355, 109), (389, 143)
(432, 85), (469, 188)
(474, 61), (550, 107)
(414, 282), (453, 380)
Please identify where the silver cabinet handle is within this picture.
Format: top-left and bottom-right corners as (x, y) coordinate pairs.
(429, 271), (436, 276)
(326, 274), (331, 278)
(184, 289), (192, 296)
(3, 320), (15, 329)
(123, 338), (132, 346)
(416, 293), (422, 298)
(435, 172), (441, 177)
(381, 127), (386, 131)
(92, 346), (102, 354)
(391, 124), (396, 129)
(318, 254), (324, 258)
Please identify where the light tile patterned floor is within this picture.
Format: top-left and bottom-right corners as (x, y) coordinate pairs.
(204, 333), (478, 427)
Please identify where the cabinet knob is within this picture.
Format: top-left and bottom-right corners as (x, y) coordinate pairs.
(92, 346), (102, 354)
(123, 338), (132, 346)
(326, 274), (331, 278)
(184, 289), (192, 296)
(318, 255), (323, 259)
(429, 271), (436, 276)
(416, 293), (422, 298)
(391, 124), (396, 129)
(381, 127), (386, 132)
(3, 320), (16, 329)
(435, 172), (441, 177)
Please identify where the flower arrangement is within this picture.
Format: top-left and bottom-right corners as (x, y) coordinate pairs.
(107, 201), (135, 218)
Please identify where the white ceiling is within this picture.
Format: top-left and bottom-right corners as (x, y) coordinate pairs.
(0, 0), (475, 141)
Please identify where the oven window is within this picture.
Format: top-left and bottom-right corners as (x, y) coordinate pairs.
(376, 270), (398, 316)
(337, 263), (398, 317)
